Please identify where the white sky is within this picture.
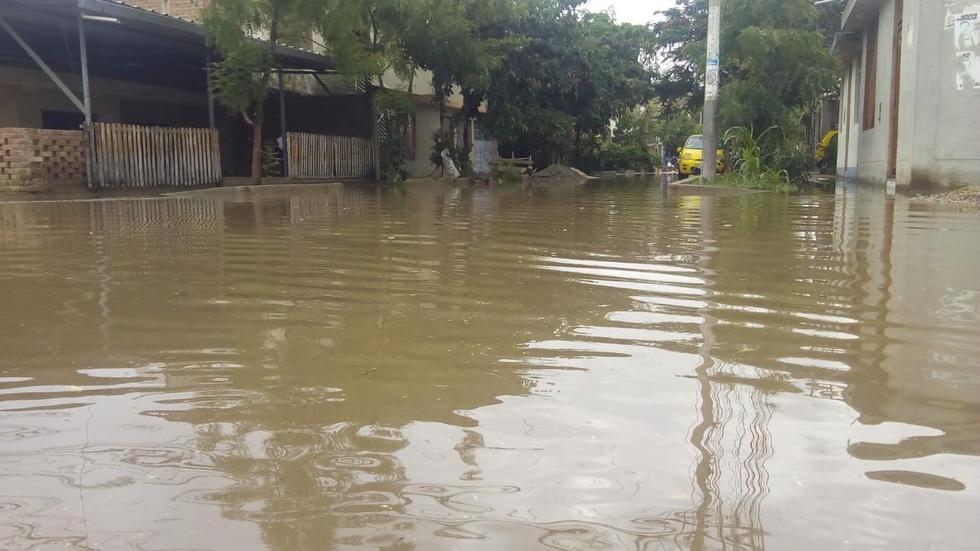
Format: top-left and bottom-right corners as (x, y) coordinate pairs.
(583, 0), (678, 25)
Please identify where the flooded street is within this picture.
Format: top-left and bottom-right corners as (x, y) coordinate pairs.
(1, 179), (978, 550)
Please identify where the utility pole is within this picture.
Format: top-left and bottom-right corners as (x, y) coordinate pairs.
(702, 0), (721, 181)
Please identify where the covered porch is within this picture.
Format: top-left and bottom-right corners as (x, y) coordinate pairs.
(0, 0), (373, 191)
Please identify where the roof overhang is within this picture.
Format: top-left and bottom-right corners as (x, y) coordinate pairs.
(830, 31), (861, 62)
(0, 0), (334, 74)
(841, 0), (885, 33)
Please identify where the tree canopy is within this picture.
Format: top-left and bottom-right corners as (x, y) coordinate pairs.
(203, 0), (841, 179)
(651, 0), (839, 139)
(204, 0), (315, 183)
(478, 1), (655, 167)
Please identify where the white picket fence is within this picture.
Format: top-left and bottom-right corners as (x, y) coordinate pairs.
(91, 123), (221, 188)
(286, 132), (373, 179)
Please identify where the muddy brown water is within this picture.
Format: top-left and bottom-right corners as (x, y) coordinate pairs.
(1, 179), (978, 550)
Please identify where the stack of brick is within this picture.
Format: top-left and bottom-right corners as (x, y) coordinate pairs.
(0, 128), (87, 193)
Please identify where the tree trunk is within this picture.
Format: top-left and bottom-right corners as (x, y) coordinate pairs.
(248, 0), (281, 185)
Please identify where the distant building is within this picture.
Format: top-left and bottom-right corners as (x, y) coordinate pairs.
(128, 1), (498, 177)
(378, 69), (498, 178)
(835, 0), (980, 187)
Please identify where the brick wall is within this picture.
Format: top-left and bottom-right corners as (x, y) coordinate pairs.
(0, 128), (87, 192)
(122, 0), (209, 22)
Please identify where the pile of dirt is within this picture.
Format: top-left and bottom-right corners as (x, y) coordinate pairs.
(534, 164), (592, 179)
(912, 186), (980, 206)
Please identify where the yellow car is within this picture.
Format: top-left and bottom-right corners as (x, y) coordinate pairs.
(678, 135), (725, 177)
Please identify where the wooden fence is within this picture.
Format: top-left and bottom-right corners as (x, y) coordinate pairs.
(286, 132), (374, 179)
(91, 123), (221, 188)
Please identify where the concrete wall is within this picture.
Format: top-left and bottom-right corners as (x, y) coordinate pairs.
(838, 0), (980, 187)
(905, 0), (980, 187)
(380, 67), (466, 110)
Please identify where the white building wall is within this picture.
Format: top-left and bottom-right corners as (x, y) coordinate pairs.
(837, 0), (980, 187)
(855, 2), (894, 185)
(838, 58), (861, 179)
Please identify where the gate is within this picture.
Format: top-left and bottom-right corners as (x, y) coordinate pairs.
(91, 123), (221, 188)
(286, 132), (374, 179)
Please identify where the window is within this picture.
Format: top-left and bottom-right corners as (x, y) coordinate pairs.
(862, 19), (878, 130)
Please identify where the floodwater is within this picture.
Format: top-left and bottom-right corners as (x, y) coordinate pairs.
(0, 179), (978, 550)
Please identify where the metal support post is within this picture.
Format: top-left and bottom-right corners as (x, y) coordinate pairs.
(278, 70), (288, 178)
(205, 49), (216, 130)
(79, 14), (95, 188)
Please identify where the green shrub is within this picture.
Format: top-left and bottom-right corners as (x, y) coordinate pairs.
(771, 139), (811, 182)
(492, 164), (524, 184)
(719, 125), (807, 191)
(599, 143), (654, 171)
(261, 143), (280, 177)
(374, 91), (415, 184)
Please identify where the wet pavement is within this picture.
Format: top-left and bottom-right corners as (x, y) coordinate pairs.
(0, 178), (978, 550)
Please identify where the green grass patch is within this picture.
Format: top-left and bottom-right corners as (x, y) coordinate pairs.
(714, 172), (794, 192)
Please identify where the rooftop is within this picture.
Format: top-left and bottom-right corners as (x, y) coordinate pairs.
(0, 0), (334, 92)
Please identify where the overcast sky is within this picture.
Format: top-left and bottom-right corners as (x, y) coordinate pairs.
(583, 0), (678, 25)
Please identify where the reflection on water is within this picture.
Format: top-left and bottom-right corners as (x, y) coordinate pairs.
(0, 179), (978, 550)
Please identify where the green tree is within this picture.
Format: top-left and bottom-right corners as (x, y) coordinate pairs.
(651, 0), (838, 175)
(716, 0), (838, 137)
(650, 0), (707, 116)
(315, 0), (424, 88)
(481, 1), (654, 169)
(317, 0), (524, 177)
(204, 0), (318, 184)
(402, 0), (526, 168)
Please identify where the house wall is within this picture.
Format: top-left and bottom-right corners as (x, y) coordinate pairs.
(837, 59), (860, 179)
(855, 1), (895, 185)
(381, 68), (466, 110)
(838, 0), (980, 187)
(0, 65), (208, 129)
(381, 67), (498, 178)
(905, 0), (980, 187)
(123, 0), (209, 21)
